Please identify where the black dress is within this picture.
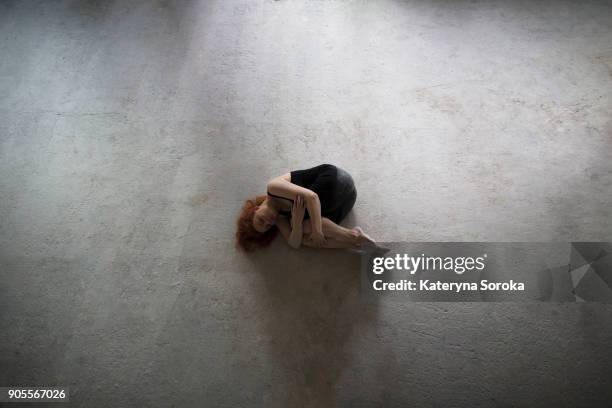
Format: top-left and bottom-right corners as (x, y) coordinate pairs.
(268, 164), (357, 224)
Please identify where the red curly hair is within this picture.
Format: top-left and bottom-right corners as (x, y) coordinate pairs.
(236, 195), (279, 252)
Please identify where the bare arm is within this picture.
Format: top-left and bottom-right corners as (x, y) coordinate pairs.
(304, 192), (323, 235)
(267, 174), (313, 201)
(275, 194), (306, 249)
(276, 217), (302, 249)
(267, 175), (324, 239)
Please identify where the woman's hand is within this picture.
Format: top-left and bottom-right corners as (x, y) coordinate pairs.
(291, 194), (306, 230)
(309, 230), (326, 248)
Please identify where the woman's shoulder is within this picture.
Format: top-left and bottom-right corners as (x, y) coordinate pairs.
(266, 173), (291, 190)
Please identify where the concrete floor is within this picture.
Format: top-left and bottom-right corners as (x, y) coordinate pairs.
(1, 0), (612, 406)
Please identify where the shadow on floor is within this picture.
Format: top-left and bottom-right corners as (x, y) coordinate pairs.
(248, 239), (379, 407)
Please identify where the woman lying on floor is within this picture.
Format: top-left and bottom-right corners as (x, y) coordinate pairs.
(236, 164), (379, 252)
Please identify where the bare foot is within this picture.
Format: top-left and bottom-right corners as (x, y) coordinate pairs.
(353, 227), (390, 253)
(353, 227), (376, 247)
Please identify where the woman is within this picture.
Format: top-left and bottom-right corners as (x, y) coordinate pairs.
(236, 164), (377, 252)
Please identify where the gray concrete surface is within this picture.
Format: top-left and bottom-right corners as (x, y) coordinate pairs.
(1, 0), (612, 406)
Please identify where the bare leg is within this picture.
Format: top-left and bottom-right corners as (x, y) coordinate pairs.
(302, 218), (359, 246)
(302, 218), (375, 248)
(321, 218), (361, 245)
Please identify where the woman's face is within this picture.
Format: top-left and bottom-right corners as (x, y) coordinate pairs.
(253, 204), (277, 233)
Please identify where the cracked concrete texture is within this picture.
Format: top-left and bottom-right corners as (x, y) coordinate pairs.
(1, 0), (612, 406)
